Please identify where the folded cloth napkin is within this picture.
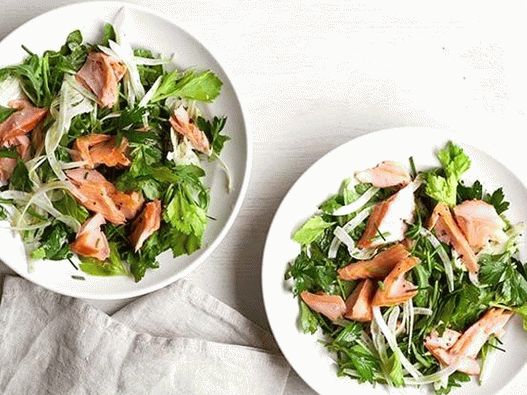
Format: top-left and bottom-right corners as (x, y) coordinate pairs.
(0, 275), (290, 395)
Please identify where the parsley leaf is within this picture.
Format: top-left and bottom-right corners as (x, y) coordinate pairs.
(30, 222), (73, 260)
(484, 187), (510, 214)
(9, 160), (32, 192)
(197, 116), (230, 156)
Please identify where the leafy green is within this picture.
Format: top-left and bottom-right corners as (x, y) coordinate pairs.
(480, 254), (527, 306)
(0, 146), (19, 159)
(79, 243), (129, 277)
(151, 69), (222, 103)
(292, 216), (335, 245)
(197, 116), (230, 156)
(425, 141), (471, 206)
(435, 372), (471, 395)
(30, 222), (72, 260)
(485, 187), (510, 214)
(164, 187), (207, 240)
(299, 300), (319, 334)
(54, 192), (89, 223)
(9, 160), (32, 192)
(101, 23), (116, 46)
(0, 105), (15, 123)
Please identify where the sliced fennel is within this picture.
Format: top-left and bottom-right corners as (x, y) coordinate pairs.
(328, 206), (372, 259)
(332, 186), (379, 216)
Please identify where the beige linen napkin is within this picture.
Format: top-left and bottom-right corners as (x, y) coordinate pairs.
(0, 275), (290, 395)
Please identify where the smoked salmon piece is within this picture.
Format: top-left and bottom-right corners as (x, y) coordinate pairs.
(357, 183), (415, 249)
(0, 135), (31, 183)
(344, 279), (376, 322)
(0, 99), (47, 145)
(300, 291), (346, 321)
(449, 308), (513, 359)
(338, 244), (410, 281)
(169, 105), (211, 155)
(70, 213), (110, 261)
(453, 200), (505, 250)
(66, 169), (143, 225)
(372, 256), (419, 307)
(112, 190), (144, 221)
(76, 52), (126, 108)
(424, 329), (479, 375)
(425, 308), (513, 375)
(428, 203), (479, 279)
(355, 161), (411, 188)
(129, 200), (161, 251)
(71, 134), (130, 168)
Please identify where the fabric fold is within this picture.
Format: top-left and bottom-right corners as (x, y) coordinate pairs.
(0, 276), (290, 395)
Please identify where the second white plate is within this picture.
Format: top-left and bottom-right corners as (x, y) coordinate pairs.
(262, 127), (527, 395)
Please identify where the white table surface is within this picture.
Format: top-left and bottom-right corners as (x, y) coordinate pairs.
(2, 1), (527, 394)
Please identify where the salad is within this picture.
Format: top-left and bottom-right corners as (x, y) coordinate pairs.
(0, 11), (230, 282)
(286, 142), (527, 393)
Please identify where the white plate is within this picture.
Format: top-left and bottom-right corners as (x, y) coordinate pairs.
(0, 2), (251, 299)
(262, 127), (527, 395)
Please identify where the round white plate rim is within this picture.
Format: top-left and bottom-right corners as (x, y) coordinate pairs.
(0, 1), (252, 300)
(261, 126), (527, 394)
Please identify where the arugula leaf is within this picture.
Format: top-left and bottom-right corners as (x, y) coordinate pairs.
(0, 105), (15, 123)
(9, 160), (32, 192)
(425, 142), (471, 206)
(30, 222), (73, 260)
(299, 300), (319, 334)
(293, 216), (335, 245)
(79, 242), (129, 277)
(151, 69), (222, 103)
(197, 116), (230, 156)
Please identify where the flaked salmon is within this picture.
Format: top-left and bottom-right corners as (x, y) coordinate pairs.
(344, 279), (376, 322)
(169, 105), (211, 155)
(0, 99), (47, 145)
(372, 256), (419, 307)
(66, 169), (143, 224)
(338, 244), (410, 281)
(357, 183), (415, 249)
(449, 308), (513, 359)
(355, 161), (411, 188)
(72, 133), (130, 168)
(70, 213), (110, 261)
(129, 200), (161, 251)
(453, 200), (505, 251)
(428, 203), (479, 278)
(300, 291), (346, 321)
(76, 52), (126, 108)
(425, 308), (513, 375)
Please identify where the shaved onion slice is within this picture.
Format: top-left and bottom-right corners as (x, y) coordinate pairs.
(328, 206), (372, 258)
(133, 56), (170, 66)
(413, 307), (433, 316)
(372, 306), (422, 379)
(333, 226), (356, 252)
(332, 186), (379, 216)
(138, 76), (162, 108)
(419, 227), (455, 292)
